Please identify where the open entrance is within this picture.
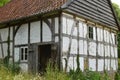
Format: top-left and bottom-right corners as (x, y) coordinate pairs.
(38, 44), (51, 72)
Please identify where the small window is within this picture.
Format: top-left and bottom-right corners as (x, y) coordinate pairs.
(20, 47), (28, 61)
(88, 26), (93, 39)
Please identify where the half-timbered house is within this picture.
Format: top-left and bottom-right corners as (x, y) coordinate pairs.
(0, 0), (119, 72)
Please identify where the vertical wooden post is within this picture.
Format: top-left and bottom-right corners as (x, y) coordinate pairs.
(0, 34), (4, 58)
(95, 26), (98, 71)
(58, 13), (62, 70)
(12, 26), (15, 69)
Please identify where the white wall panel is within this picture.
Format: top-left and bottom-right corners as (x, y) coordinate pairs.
(3, 43), (8, 57)
(0, 28), (8, 41)
(89, 59), (96, 71)
(104, 30), (107, 42)
(30, 21), (40, 43)
(93, 27), (96, 40)
(67, 57), (74, 71)
(43, 22), (52, 42)
(14, 48), (19, 62)
(105, 59), (108, 70)
(84, 41), (88, 55)
(89, 42), (96, 56)
(15, 24), (28, 45)
(83, 24), (87, 38)
(79, 22), (83, 37)
(111, 59), (116, 70)
(80, 57), (84, 71)
(62, 17), (67, 34)
(67, 18), (74, 35)
(70, 39), (77, 54)
(98, 59), (104, 71)
(20, 63), (28, 72)
(98, 43), (104, 56)
(111, 46), (114, 57)
(55, 18), (59, 33)
(79, 40), (84, 54)
(62, 37), (69, 53)
(108, 59), (110, 71)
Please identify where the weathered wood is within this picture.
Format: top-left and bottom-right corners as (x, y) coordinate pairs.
(58, 13), (62, 70)
(95, 26), (98, 71)
(0, 34), (4, 58)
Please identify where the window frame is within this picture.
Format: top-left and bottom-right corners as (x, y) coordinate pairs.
(20, 47), (28, 62)
(88, 26), (94, 39)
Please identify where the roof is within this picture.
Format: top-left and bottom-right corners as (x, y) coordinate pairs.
(0, 0), (67, 23)
(0, 0), (119, 29)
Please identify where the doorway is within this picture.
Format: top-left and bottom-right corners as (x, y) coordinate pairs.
(38, 44), (51, 72)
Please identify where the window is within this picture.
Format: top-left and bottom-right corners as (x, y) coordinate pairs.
(88, 26), (93, 39)
(20, 47), (28, 61)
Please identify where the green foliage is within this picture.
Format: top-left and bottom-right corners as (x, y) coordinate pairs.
(112, 3), (120, 22)
(0, 0), (10, 7)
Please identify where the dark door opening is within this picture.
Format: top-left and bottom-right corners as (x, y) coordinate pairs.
(38, 44), (51, 72)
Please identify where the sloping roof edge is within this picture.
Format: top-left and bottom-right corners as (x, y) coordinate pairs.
(108, 0), (120, 31)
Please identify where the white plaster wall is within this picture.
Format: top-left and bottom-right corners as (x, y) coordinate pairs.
(89, 42), (96, 56)
(42, 22), (52, 42)
(0, 28), (8, 41)
(67, 18), (74, 35)
(105, 45), (110, 57)
(80, 57), (84, 71)
(3, 43), (8, 57)
(111, 33), (115, 44)
(104, 30), (107, 42)
(79, 21), (83, 37)
(105, 59), (108, 70)
(106, 31), (110, 43)
(79, 40), (84, 54)
(20, 63), (28, 72)
(98, 59), (104, 71)
(111, 59), (116, 70)
(84, 41), (88, 55)
(70, 39), (77, 54)
(111, 46), (114, 57)
(93, 27), (96, 40)
(79, 41), (87, 54)
(14, 48), (20, 62)
(98, 43), (104, 56)
(67, 57), (74, 71)
(62, 37), (69, 54)
(55, 18), (59, 34)
(97, 28), (103, 41)
(30, 21), (40, 43)
(15, 24), (28, 45)
(83, 23), (87, 38)
(89, 59), (96, 71)
(62, 17), (67, 34)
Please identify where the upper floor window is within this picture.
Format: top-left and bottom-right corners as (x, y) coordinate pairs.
(20, 47), (28, 61)
(88, 26), (93, 39)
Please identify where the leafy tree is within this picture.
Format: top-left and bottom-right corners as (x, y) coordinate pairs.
(112, 3), (120, 22)
(0, 0), (10, 7)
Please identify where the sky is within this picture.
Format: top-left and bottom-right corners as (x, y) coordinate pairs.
(111, 0), (120, 7)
